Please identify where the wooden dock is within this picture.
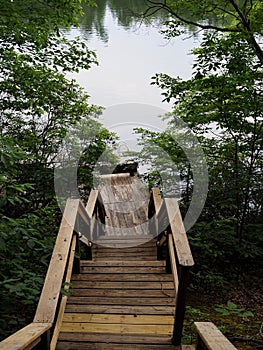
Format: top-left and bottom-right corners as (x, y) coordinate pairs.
(0, 173), (237, 350)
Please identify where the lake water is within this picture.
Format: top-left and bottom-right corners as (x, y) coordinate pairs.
(70, 0), (197, 108)
(63, 1), (208, 227)
(67, 0), (200, 160)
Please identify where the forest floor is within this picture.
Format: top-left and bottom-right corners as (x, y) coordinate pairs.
(185, 283), (263, 349)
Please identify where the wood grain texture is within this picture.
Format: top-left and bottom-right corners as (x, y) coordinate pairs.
(85, 189), (98, 216)
(50, 234), (77, 350)
(168, 233), (179, 293)
(165, 198), (194, 267)
(62, 314), (174, 325)
(65, 304), (175, 315)
(0, 323), (51, 350)
(34, 198), (79, 323)
(56, 342), (193, 349)
(60, 323), (173, 335)
(195, 322), (237, 349)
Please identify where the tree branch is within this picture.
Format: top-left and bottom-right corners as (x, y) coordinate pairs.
(144, 0), (263, 63)
(145, 0), (240, 32)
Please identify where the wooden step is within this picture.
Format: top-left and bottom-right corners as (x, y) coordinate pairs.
(94, 239), (156, 248)
(65, 305), (175, 315)
(69, 280), (175, 290)
(60, 322), (173, 335)
(57, 332), (174, 350)
(70, 289), (175, 298)
(57, 199), (176, 349)
(71, 273), (173, 282)
(80, 266), (165, 274)
(93, 246), (157, 253)
(80, 260), (164, 267)
(57, 343), (194, 350)
(62, 314), (174, 325)
(92, 254), (157, 261)
(57, 331), (195, 349)
(66, 296), (174, 306)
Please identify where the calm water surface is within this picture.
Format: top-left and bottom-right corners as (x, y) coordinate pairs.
(68, 1), (200, 157)
(69, 1), (198, 108)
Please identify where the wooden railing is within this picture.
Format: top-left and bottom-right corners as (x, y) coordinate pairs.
(194, 322), (237, 349)
(0, 192), (103, 350)
(148, 187), (195, 346)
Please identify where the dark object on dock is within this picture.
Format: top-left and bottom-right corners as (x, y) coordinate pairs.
(113, 161), (138, 176)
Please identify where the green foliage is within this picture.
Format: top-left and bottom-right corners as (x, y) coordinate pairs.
(0, 206), (59, 338)
(215, 301), (254, 318)
(149, 0), (263, 62)
(61, 282), (74, 297)
(0, 0), (92, 46)
(137, 29), (263, 291)
(182, 306), (209, 344)
(0, 0), (120, 341)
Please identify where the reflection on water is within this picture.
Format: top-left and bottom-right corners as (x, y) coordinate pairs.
(68, 1), (199, 178)
(68, 1), (196, 108)
(79, 0), (166, 42)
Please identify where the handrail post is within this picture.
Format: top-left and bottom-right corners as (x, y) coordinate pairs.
(165, 232), (172, 273)
(36, 329), (50, 350)
(156, 239), (162, 260)
(73, 232), (81, 274)
(172, 265), (190, 345)
(85, 241), (93, 260)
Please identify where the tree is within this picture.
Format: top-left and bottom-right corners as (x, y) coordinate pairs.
(140, 31), (263, 284)
(143, 0), (263, 63)
(0, 0), (119, 338)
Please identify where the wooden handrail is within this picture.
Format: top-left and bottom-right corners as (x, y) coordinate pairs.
(165, 198), (194, 267)
(148, 188), (194, 346)
(148, 188), (167, 260)
(165, 198), (194, 345)
(50, 233), (78, 349)
(34, 198), (81, 324)
(194, 322), (237, 349)
(0, 193), (97, 350)
(0, 323), (52, 350)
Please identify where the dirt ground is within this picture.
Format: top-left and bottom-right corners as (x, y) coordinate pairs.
(185, 284), (263, 349)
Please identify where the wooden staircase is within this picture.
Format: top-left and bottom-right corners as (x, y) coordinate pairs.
(57, 238), (177, 349)
(0, 172), (237, 350)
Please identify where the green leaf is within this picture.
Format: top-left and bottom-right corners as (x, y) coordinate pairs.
(242, 311), (254, 317)
(227, 301), (238, 310)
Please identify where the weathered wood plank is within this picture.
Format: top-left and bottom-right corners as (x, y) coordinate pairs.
(168, 233), (179, 293)
(92, 251), (156, 256)
(94, 240), (154, 248)
(69, 280), (175, 290)
(56, 342), (190, 350)
(92, 254), (157, 260)
(60, 322), (173, 335)
(34, 198), (79, 323)
(0, 323), (51, 350)
(80, 260), (165, 267)
(58, 332), (173, 344)
(85, 189), (98, 216)
(80, 266), (165, 274)
(95, 235), (154, 241)
(65, 305), (175, 315)
(66, 296), (174, 306)
(152, 187), (163, 212)
(194, 322), (237, 349)
(93, 256), (158, 261)
(50, 234), (77, 350)
(71, 273), (173, 282)
(70, 288), (175, 298)
(165, 198), (194, 267)
(93, 246), (156, 253)
(62, 313), (174, 325)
